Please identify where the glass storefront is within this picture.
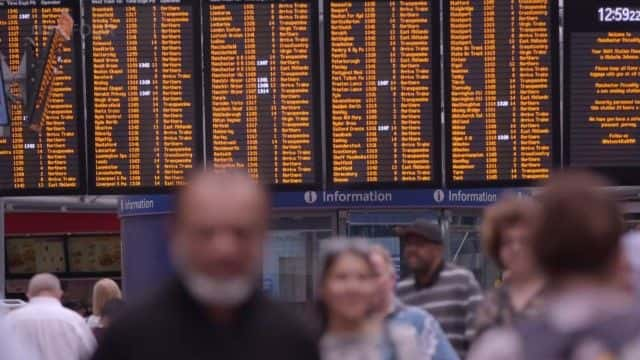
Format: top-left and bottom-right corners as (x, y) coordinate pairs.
(264, 213), (335, 316)
(262, 209), (503, 311)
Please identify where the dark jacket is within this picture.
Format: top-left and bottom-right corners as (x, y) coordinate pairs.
(91, 278), (320, 360)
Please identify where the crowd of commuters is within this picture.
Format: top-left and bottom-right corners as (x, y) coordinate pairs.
(2, 169), (640, 359)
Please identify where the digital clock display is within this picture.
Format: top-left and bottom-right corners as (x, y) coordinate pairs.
(598, 7), (640, 22)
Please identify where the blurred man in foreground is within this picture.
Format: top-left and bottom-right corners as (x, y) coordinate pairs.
(396, 220), (483, 358)
(369, 245), (459, 360)
(6, 273), (96, 360)
(469, 172), (640, 360)
(92, 170), (319, 360)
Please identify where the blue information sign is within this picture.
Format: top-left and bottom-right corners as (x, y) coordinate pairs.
(119, 188), (531, 217)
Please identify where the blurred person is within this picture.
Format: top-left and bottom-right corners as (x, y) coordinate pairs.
(5, 273), (96, 360)
(396, 219), (483, 358)
(0, 314), (41, 360)
(92, 298), (126, 342)
(318, 238), (419, 360)
(369, 244), (459, 360)
(92, 170), (319, 360)
(87, 278), (122, 329)
(473, 195), (545, 337)
(469, 171), (640, 360)
(621, 230), (640, 297)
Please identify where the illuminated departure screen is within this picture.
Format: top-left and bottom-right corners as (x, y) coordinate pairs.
(444, 0), (559, 187)
(565, 0), (640, 185)
(86, 0), (202, 193)
(0, 0), (84, 195)
(327, 0), (441, 187)
(204, 0), (320, 188)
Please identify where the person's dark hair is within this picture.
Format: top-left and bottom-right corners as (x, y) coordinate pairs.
(316, 238), (374, 333)
(534, 171), (623, 280)
(481, 195), (541, 269)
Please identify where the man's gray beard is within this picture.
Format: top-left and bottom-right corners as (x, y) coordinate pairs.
(181, 271), (254, 307)
(172, 252), (256, 307)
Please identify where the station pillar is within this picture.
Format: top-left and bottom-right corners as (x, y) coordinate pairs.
(119, 196), (174, 302)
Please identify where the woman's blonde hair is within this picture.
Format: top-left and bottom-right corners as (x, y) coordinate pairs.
(480, 195), (541, 269)
(92, 278), (122, 316)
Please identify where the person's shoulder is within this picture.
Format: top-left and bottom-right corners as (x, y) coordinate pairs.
(5, 302), (46, 321)
(253, 296), (320, 358)
(3, 306), (28, 324)
(58, 305), (90, 324)
(396, 278), (416, 293)
(256, 296), (318, 337)
(388, 323), (420, 360)
(397, 277), (415, 287)
(442, 262), (475, 278)
(398, 303), (431, 321)
(389, 322), (418, 341)
(105, 279), (183, 332)
(467, 327), (524, 360)
(442, 263), (481, 288)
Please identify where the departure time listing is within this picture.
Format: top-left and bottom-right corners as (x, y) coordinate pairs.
(88, 0), (199, 191)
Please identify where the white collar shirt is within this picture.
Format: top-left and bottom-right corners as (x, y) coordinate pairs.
(5, 296), (96, 360)
(0, 314), (40, 360)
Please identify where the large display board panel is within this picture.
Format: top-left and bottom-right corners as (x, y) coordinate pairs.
(0, 0), (85, 195)
(565, 0), (640, 185)
(203, 0), (321, 188)
(326, 0), (441, 188)
(444, 0), (560, 187)
(86, 0), (203, 194)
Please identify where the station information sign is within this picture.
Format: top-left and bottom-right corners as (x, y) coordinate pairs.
(444, 0), (559, 186)
(327, 0), (441, 187)
(203, 0), (320, 187)
(565, 0), (640, 185)
(0, 0), (84, 195)
(86, 0), (202, 193)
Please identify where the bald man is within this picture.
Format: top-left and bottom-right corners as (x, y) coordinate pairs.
(92, 170), (319, 360)
(5, 273), (96, 360)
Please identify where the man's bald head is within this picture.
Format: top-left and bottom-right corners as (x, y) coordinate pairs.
(27, 273), (62, 300)
(170, 170), (271, 306)
(174, 170), (270, 227)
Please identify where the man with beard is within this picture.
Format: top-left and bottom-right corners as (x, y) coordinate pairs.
(396, 220), (483, 359)
(92, 170), (319, 360)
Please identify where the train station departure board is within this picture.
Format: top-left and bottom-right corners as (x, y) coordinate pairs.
(444, 0), (559, 187)
(0, 0), (84, 195)
(565, 0), (640, 185)
(86, 0), (202, 193)
(203, 0), (320, 187)
(327, 0), (441, 187)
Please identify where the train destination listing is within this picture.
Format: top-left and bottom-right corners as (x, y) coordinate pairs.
(87, 0), (200, 191)
(446, 0), (557, 184)
(0, 0), (83, 194)
(205, 0), (318, 186)
(328, 0), (439, 186)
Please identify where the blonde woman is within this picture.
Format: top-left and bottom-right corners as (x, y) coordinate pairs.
(87, 279), (122, 329)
